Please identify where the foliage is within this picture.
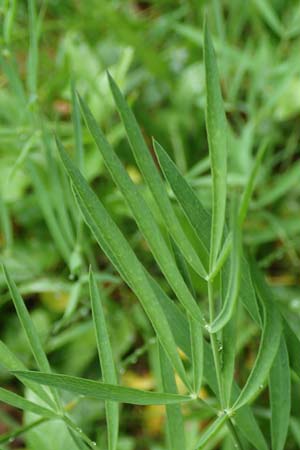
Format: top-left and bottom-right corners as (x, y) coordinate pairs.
(1, 1), (300, 449)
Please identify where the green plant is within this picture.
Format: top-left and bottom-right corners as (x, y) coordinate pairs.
(1, 15), (299, 449)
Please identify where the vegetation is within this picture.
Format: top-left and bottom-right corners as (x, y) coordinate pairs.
(1, 1), (300, 449)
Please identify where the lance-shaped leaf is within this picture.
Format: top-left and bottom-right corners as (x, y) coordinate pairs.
(89, 270), (118, 450)
(0, 387), (57, 419)
(107, 72), (207, 279)
(193, 413), (227, 449)
(2, 265), (61, 409)
(78, 95), (204, 322)
(153, 139), (210, 260)
(204, 22), (227, 269)
(56, 139), (189, 388)
(153, 139), (261, 325)
(15, 372), (192, 405)
(0, 340), (55, 409)
(159, 345), (186, 450)
(233, 264), (281, 410)
(209, 198), (241, 333)
(269, 337), (291, 450)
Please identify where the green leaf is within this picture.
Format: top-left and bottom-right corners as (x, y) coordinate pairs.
(159, 345), (186, 450)
(221, 315), (236, 408)
(0, 340), (55, 409)
(2, 265), (61, 409)
(194, 413), (227, 449)
(238, 140), (268, 226)
(107, 72), (207, 279)
(56, 139), (189, 388)
(27, 0), (39, 99)
(2, 265), (51, 373)
(15, 372), (193, 405)
(283, 319), (300, 378)
(204, 22), (227, 269)
(209, 198), (241, 333)
(252, 0), (284, 37)
(0, 387), (57, 419)
(89, 269), (119, 450)
(0, 193), (13, 250)
(152, 139), (261, 326)
(28, 161), (72, 263)
(71, 82), (84, 172)
(233, 264), (281, 410)
(153, 139), (210, 263)
(78, 95), (204, 322)
(269, 337), (291, 450)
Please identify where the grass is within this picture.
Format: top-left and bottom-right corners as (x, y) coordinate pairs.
(1, 1), (300, 449)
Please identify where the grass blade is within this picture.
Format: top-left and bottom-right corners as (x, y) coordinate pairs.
(269, 337), (291, 450)
(204, 22), (227, 269)
(15, 372), (193, 405)
(233, 264), (281, 410)
(56, 139), (190, 388)
(89, 269), (119, 450)
(78, 95), (204, 322)
(107, 72), (207, 278)
(159, 345), (186, 450)
(0, 387), (57, 419)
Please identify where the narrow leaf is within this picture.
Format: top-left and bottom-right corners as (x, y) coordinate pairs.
(209, 198), (241, 333)
(159, 345), (186, 450)
(0, 387), (57, 419)
(89, 269), (119, 450)
(79, 95), (204, 322)
(56, 139), (189, 387)
(107, 72), (207, 278)
(269, 337), (291, 450)
(2, 265), (61, 409)
(71, 82), (84, 172)
(15, 372), (192, 405)
(153, 139), (210, 258)
(194, 413), (227, 449)
(233, 264), (281, 410)
(2, 265), (51, 373)
(0, 340), (55, 409)
(204, 22), (227, 269)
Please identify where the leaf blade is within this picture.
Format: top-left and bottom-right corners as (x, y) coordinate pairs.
(56, 139), (189, 388)
(15, 372), (192, 406)
(204, 22), (227, 269)
(89, 269), (119, 450)
(107, 72), (207, 278)
(269, 337), (291, 450)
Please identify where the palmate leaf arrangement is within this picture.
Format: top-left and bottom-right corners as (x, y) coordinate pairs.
(1, 23), (298, 450)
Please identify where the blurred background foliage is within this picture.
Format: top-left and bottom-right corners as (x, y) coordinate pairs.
(1, 0), (300, 448)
